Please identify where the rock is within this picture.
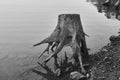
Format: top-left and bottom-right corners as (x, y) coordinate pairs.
(109, 35), (120, 42)
(55, 68), (61, 77)
(70, 71), (87, 80)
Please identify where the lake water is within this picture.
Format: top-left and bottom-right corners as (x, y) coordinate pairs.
(0, 0), (120, 58)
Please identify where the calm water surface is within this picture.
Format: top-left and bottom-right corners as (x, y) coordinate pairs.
(0, 0), (120, 58)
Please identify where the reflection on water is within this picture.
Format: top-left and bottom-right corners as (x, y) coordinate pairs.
(0, 0), (120, 58)
(87, 0), (120, 20)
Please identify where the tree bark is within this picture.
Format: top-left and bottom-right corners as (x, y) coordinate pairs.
(34, 14), (90, 72)
(57, 14), (90, 64)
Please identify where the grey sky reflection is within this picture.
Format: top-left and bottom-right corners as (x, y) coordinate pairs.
(0, 0), (120, 58)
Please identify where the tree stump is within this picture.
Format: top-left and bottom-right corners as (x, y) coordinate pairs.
(34, 14), (90, 74)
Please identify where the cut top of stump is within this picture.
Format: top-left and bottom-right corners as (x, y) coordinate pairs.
(58, 14), (80, 19)
(58, 14), (82, 25)
(57, 14), (84, 35)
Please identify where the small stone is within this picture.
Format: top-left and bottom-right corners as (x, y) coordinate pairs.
(55, 68), (61, 77)
(70, 71), (86, 80)
(119, 77), (120, 80)
(86, 73), (90, 78)
(102, 70), (105, 73)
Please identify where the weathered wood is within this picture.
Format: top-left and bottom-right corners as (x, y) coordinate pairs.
(34, 14), (90, 73)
